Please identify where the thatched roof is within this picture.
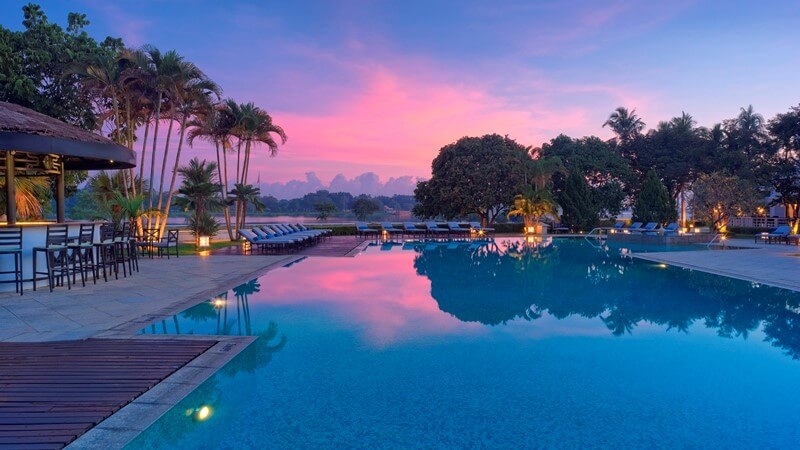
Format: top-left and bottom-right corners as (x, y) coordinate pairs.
(0, 101), (136, 170)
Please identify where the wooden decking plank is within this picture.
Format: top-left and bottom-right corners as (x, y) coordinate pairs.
(0, 338), (216, 449)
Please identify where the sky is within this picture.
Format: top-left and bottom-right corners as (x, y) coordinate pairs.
(3, 1), (800, 197)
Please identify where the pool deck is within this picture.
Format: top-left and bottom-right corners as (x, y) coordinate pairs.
(630, 238), (800, 292)
(0, 254), (297, 342)
(211, 235), (370, 257)
(0, 338), (216, 449)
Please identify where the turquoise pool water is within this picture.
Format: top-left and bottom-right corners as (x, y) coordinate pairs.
(129, 238), (800, 448)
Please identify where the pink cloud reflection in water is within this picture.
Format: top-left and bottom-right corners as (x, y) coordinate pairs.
(249, 251), (487, 348)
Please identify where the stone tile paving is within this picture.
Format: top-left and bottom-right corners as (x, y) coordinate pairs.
(0, 254), (296, 342)
(631, 238), (800, 292)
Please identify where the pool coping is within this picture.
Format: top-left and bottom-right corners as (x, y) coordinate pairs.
(630, 247), (800, 293)
(68, 334), (257, 449)
(68, 254), (307, 449)
(94, 254), (306, 338)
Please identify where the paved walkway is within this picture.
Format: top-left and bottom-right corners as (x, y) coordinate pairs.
(211, 235), (369, 257)
(631, 238), (800, 292)
(0, 254), (296, 342)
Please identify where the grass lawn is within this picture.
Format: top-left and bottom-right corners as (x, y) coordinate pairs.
(175, 240), (236, 256)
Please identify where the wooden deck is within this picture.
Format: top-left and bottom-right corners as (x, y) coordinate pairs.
(0, 338), (216, 449)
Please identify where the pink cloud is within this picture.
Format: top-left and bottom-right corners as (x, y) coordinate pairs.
(249, 62), (637, 183)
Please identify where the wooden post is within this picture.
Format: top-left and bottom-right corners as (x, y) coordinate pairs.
(5, 151), (15, 225)
(56, 161), (65, 223)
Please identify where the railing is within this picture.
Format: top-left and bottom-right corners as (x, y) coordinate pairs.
(706, 233), (724, 248)
(727, 217), (789, 229)
(584, 227), (607, 248)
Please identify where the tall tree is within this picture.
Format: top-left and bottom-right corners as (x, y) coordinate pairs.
(187, 103), (235, 239)
(156, 64), (220, 237)
(633, 169), (676, 224)
(557, 167), (597, 230)
(175, 158), (224, 245)
(413, 134), (531, 225)
(765, 105), (800, 226)
(603, 107), (645, 144)
(691, 172), (759, 231)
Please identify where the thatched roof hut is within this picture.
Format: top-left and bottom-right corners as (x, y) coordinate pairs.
(0, 101), (136, 170)
(0, 101), (136, 223)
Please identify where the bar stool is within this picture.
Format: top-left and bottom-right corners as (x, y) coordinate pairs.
(0, 227), (23, 295)
(112, 222), (130, 278)
(32, 224), (71, 292)
(122, 222), (139, 273)
(128, 223), (139, 273)
(137, 228), (159, 259)
(68, 223), (97, 286)
(94, 224), (119, 282)
(153, 229), (180, 259)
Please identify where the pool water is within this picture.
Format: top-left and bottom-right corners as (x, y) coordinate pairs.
(129, 238), (800, 448)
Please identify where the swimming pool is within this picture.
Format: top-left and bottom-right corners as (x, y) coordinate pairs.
(129, 238), (800, 448)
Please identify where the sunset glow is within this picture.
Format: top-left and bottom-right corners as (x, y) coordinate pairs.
(4, 1), (799, 196)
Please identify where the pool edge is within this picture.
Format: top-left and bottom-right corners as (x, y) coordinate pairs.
(67, 335), (257, 450)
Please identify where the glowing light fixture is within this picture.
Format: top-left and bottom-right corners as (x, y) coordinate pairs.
(198, 235), (210, 247)
(212, 298), (225, 308)
(186, 405), (213, 421)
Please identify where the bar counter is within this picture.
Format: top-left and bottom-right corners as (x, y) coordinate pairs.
(0, 221), (105, 292)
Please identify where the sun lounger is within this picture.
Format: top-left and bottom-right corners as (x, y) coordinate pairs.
(447, 222), (469, 237)
(662, 223), (680, 236)
(240, 229), (296, 253)
(469, 222), (495, 236)
(403, 223), (425, 237)
(380, 222), (403, 236)
(259, 226), (310, 244)
(425, 222), (449, 238)
(759, 225), (791, 244)
(295, 223), (331, 237)
(355, 222), (379, 239)
(626, 222), (643, 233)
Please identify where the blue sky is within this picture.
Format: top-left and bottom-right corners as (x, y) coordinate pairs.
(3, 0), (800, 195)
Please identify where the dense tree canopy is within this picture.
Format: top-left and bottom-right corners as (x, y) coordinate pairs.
(633, 169), (676, 224)
(558, 167), (598, 230)
(0, 4), (121, 129)
(351, 197), (381, 221)
(413, 134), (531, 225)
(691, 172), (759, 231)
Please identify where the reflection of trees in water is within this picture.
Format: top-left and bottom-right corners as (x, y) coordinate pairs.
(130, 279), (288, 449)
(414, 239), (800, 359)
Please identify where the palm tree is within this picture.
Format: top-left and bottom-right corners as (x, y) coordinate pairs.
(110, 192), (160, 232)
(174, 158), (225, 245)
(228, 183), (264, 232)
(187, 103), (236, 239)
(603, 107), (645, 143)
(670, 111), (697, 134)
(156, 66), (220, 237)
(0, 177), (50, 221)
(242, 107), (286, 185)
(528, 156), (564, 191)
(129, 46), (184, 216)
(736, 104), (765, 136)
(508, 187), (559, 233)
(227, 102), (286, 186)
(71, 51), (135, 194)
